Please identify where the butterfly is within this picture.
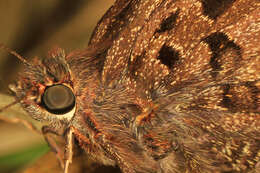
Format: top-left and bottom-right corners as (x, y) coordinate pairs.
(0, 0), (259, 173)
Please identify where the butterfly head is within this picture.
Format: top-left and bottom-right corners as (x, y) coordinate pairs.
(9, 48), (76, 124)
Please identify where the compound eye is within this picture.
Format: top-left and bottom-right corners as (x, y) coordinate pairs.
(42, 84), (75, 114)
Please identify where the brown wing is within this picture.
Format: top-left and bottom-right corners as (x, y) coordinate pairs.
(88, 0), (132, 46)
(128, 0), (260, 172)
(86, 0), (259, 172)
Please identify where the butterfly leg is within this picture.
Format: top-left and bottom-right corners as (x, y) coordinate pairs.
(64, 127), (74, 173)
(0, 100), (40, 133)
(42, 125), (66, 169)
(0, 114), (40, 133)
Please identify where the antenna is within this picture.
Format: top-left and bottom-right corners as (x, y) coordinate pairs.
(0, 99), (19, 113)
(0, 43), (32, 66)
(0, 98), (41, 134)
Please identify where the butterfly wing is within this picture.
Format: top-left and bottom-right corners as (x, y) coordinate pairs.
(92, 0), (259, 172)
(130, 0), (260, 172)
(76, 0), (260, 172)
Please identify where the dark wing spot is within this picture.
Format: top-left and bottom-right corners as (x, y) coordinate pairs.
(221, 82), (260, 113)
(156, 11), (179, 33)
(158, 44), (180, 69)
(203, 32), (241, 78)
(201, 0), (236, 20)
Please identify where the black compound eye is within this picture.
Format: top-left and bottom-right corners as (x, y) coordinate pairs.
(42, 84), (75, 114)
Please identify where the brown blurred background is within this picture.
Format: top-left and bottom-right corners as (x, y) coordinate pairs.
(0, 1), (120, 173)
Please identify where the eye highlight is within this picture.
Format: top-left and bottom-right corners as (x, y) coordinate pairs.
(42, 84), (75, 114)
